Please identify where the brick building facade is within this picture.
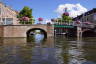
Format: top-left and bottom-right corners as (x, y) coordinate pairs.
(0, 2), (19, 25)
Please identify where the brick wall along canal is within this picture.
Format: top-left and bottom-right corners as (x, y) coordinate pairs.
(0, 35), (96, 64)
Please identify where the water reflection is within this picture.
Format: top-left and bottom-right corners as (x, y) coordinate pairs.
(27, 34), (44, 42)
(55, 36), (96, 64)
(34, 34), (44, 43)
(0, 36), (96, 64)
(0, 38), (26, 46)
(68, 37), (86, 64)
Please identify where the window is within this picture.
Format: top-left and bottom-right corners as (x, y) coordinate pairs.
(93, 13), (96, 21)
(6, 18), (13, 25)
(3, 18), (13, 25)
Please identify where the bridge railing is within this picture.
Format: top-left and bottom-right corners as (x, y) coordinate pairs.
(0, 24), (54, 26)
(82, 24), (95, 28)
(73, 23), (95, 28)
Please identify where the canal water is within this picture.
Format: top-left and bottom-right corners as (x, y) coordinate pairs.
(0, 34), (96, 64)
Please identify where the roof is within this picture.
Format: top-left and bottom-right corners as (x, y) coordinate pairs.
(73, 8), (96, 20)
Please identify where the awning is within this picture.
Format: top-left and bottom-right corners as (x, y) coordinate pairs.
(54, 25), (74, 28)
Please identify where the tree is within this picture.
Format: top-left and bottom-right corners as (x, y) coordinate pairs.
(53, 13), (72, 25)
(17, 6), (35, 24)
(56, 18), (62, 24)
(62, 13), (72, 24)
(61, 8), (72, 24)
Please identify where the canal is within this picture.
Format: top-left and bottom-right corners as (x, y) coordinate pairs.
(0, 35), (96, 64)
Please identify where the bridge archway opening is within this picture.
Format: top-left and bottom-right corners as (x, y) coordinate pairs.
(26, 28), (47, 42)
(82, 30), (96, 37)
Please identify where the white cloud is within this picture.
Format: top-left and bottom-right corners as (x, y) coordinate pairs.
(55, 3), (88, 18)
(45, 19), (53, 24)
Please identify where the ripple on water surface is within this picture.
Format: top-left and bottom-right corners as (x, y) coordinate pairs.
(0, 37), (96, 64)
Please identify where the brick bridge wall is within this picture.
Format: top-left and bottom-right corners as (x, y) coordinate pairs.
(0, 26), (4, 37)
(0, 25), (54, 38)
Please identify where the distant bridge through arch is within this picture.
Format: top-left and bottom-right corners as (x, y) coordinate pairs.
(82, 27), (96, 37)
(26, 28), (47, 38)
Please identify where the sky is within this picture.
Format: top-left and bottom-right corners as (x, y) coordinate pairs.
(2, 0), (96, 21)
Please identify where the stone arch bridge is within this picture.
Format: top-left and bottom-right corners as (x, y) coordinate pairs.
(76, 26), (96, 37)
(0, 25), (54, 38)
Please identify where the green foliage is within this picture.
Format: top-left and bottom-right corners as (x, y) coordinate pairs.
(55, 14), (72, 24)
(17, 6), (32, 18)
(19, 20), (33, 24)
(57, 18), (62, 22)
(62, 14), (72, 22)
(17, 6), (35, 24)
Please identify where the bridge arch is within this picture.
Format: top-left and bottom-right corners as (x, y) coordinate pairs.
(26, 28), (47, 38)
(82, 30), (96, 37)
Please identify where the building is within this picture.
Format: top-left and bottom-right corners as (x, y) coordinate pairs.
(73, 8), (96, 25)
(0, 2), (19, 25)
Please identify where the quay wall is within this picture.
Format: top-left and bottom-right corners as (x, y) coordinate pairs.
(0, 26), (4, 37)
